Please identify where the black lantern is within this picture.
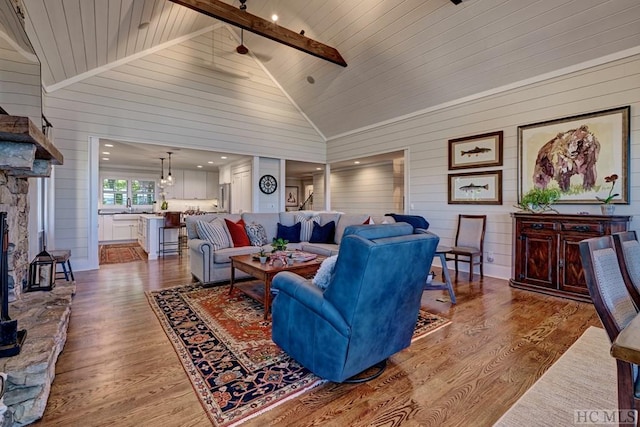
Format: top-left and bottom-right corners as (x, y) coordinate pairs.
(26, 249), (56, 292)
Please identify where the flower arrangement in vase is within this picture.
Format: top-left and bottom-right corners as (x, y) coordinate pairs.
(596, 174), (618, 215)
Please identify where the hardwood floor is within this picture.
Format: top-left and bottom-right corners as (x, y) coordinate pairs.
(36, 254), (601, 426)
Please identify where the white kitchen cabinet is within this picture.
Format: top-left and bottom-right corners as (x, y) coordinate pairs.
(103, 214), (139, 241)
(98, 215), (104, 241)
(138, 215), (165, 260)
(100, 215), (114, 241)
(164, 169), (184, 199)
(137, 216), (147, 249)
(206, 171), (219, 200)
(183, 170), (207, 199)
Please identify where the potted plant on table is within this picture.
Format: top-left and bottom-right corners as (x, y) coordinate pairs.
(596, 174), (619, 215)
(516, 187), (562, 213)
(271, 238), (288, 253)
(258, 248), (268, 264)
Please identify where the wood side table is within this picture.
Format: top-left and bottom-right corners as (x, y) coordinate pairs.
(424, 246), (456, 304)
(229, 254), (325, 319)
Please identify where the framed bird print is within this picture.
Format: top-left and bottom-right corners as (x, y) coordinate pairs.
(448, 131), (503, 170)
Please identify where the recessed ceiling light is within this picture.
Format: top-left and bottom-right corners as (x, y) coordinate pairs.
(104, 143), (113, 147)
(271, 14), (278, 22)
(102, 151), (110, 155)
(306, 75), (315, 84)
(316, 167), (322, 170)
(197, 165), (203, 168)
(354, 161), (361, 164)
(207, 161), (214, 164)
(221, 156), (227, 159)
(138, 21), (149, 30)
(102, 157), (109, 161)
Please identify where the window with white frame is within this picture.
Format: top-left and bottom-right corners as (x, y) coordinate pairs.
(132, 180), (155, 205)
(102, 178), (128, 206)
(101, 178), (156, 207)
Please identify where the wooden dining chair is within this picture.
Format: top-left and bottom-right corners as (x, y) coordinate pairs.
(445, 214), (486, 281)
(579, 235), (639, 412)
(613, 231), (640, 307)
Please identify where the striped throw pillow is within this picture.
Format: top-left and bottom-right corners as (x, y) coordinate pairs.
(196, 218), (231, 250)
(296, 213), (320, 242)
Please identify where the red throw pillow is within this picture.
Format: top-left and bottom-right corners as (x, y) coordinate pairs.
(224, 218), (250, 247)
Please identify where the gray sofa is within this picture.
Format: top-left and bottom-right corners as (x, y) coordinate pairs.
(185, 211), (396, 285)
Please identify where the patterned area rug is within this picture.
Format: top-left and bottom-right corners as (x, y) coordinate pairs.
(146, 283), (451, 426)
(99, 242), (147, 264)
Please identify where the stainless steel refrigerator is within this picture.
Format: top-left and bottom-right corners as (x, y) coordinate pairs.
(219, 183), (231, 212)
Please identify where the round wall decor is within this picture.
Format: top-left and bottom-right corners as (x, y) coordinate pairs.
(259, 174), (277, 194)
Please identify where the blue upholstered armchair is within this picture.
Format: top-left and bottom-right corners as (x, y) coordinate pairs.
(271, 223), (439, 383)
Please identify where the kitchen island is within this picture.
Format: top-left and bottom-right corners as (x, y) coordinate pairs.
(137, 214), (181, 260)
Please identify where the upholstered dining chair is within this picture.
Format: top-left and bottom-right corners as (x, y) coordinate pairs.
(445, 214), (486, 281)
(271, 223), (439, 383)
(579, 235), (639, 412)
(613, 231), (640, 307)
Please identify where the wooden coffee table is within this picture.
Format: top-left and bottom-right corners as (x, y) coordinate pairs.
(229, 254), (325, 319)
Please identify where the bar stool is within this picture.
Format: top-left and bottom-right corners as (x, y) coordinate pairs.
(48, 249), (75, 282)
(158, 212), (183, 257)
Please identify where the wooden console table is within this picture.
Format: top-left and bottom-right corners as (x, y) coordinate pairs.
(510, 213), (631, 302)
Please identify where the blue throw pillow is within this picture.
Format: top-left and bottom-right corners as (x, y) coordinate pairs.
(387, 214), (429, 231)
(309, 221), (335, 244)
(277, 222), (301, 243)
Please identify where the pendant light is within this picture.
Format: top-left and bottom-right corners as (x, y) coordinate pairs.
(166, 152), (175, 187)
(158, 157), (167, 189)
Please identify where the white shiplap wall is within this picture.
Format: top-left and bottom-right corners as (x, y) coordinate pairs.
(327, 54), (640, 279)
(44, 29), (325, 270)
(0, 37), (41, 121)
(331, 162), (397, 215)
(257, 157), (280, 213)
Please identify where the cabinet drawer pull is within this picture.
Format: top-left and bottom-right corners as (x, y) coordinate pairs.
(572, 225), (590, 232)
(531, 223), (544, 230)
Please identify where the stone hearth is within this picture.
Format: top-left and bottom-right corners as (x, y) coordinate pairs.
(0, 281), (75, 425)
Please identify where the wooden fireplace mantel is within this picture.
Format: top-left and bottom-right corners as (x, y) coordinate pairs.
(0, 115), (63, 177)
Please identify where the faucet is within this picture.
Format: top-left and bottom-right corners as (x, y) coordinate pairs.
(126, 198), (132, 212)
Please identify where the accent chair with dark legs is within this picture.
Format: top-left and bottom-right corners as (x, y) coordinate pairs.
(271, 223), (439, 383)
(579, 235), (639, 413)
(613, 231), (640, 307)
(445, 214), (486, 281)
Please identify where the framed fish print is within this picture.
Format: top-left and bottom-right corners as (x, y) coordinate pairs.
(518, 106), (630, 204)
(448, 170), (502, 205)
(448, 131), (503, 170)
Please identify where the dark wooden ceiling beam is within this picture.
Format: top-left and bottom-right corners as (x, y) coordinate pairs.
(168, 0), (347, 67)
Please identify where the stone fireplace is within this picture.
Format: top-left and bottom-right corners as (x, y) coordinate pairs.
(0, 113), (67, 425)
(0, 170), (30, 301)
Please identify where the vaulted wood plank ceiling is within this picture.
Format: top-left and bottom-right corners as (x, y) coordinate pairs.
(22, 0), (640, 139)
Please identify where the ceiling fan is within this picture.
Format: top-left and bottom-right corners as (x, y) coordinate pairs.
(230, 28), (273, 62)
(224, 1), (272, 63)
(200, 28), (251, 80)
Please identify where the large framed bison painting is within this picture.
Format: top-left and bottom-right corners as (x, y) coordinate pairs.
(518, 106), (630, 204)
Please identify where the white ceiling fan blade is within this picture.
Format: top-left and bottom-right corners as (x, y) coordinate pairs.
(203, 62), (251, 79)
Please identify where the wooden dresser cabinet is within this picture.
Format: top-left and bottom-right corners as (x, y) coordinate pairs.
(510, 213), (631, 302)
